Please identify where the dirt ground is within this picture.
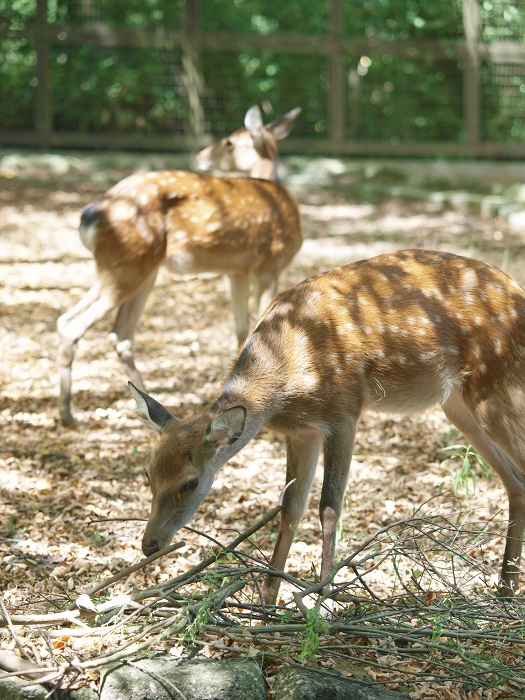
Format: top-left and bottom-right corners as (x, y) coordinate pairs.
(1, 153), (525, 691)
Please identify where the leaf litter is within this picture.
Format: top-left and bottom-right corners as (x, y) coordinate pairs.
(1, 157), (525, 698)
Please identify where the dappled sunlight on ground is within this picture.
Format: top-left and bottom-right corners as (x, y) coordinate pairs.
(0, 154), (522, 624)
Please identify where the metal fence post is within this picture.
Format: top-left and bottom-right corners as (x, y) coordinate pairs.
(35, 0), (52, 148)
(182, 0), (204, 151)
(328, 0), (345, 155)
(463, 0), (481, 156)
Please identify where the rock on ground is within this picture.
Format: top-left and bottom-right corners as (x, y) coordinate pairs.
(99, 656), (267, 700)
(0, 672), (97, 700)
(273, 666), (410, 700)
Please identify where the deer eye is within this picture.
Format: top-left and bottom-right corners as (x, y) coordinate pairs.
(182, 478), (198, 493)
(225, 139), (233, 148)
(187, 452), (193, 463)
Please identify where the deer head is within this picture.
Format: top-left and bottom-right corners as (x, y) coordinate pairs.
(195, 105), (301, 181)
(129, 382), (246, 555)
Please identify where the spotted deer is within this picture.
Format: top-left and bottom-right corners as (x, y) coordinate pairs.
(129, 249), (525, 603)
(57, 105), (302, 425)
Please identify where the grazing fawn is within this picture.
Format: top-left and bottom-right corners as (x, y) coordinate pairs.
(57, 105), (302, 425)
(130, 249), (525, 603)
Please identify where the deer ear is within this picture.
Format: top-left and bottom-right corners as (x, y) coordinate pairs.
(128, 382), (174, 434)
(207, 406), (246, 449)
(267, 106), (301, 140)
(244, 105), (264, 143)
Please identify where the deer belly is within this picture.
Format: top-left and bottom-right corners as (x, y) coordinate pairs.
(163, 251), (201, 275)
(364, 368), (461, 414)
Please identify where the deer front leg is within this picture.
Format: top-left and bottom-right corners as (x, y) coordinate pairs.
(109, 269), (158, 392)
(319, 419), (357, 587)
(254, 272), (279, 319)
(229, 273), (251, 348)
(261, 429), (322, 605)
(57, 283), (116, 426)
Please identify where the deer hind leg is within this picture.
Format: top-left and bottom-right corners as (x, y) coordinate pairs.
(261, 429), (322, 605)
(442, 388), (525, 595)
(228, 273), (251, 348)
(254, 272), (279, 319)
(319, 419), (357, 586)
(109, 268), (158, 392)
(57, 282), (118, 425)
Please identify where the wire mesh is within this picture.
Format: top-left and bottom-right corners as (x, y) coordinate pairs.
(343, 0), (464, 40)
(202, 51), (328, 138)
(481, 61), (525, 143)
(481, 0), (525, 42)
(201, 0), (328, 34)
(51, 44), (186, 134)
(52, 0), (182, 28)
(0, 37), (36, 131)
(345, 55), (464, 142)
(3, 0), (525, 154)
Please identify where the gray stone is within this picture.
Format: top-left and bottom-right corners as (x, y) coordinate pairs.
(100, 656), (266, 700)
(273, 667), (410, 700)
(0, 672), (47, 699)
(0, 672), (98, 700)
(59, 687), (98, 700)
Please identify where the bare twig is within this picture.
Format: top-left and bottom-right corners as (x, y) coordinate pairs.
(0, 650), (45, 677)
(67, 540), (186, 610)
(0, 598), (34, 663)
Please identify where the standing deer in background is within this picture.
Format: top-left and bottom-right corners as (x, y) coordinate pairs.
(57, 105), (302, 425)
(129, 249), (525, 603)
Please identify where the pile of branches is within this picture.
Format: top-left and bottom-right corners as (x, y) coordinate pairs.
(2, 499), (525, 698)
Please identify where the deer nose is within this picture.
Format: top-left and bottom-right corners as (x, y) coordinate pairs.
(142, 541), (159, 557)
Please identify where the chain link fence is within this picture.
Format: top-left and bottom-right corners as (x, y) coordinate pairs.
(0, 0), (524, 157)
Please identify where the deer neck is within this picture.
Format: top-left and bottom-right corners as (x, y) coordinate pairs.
(250, 157), (279, 182)
(210, 332), (284, 451)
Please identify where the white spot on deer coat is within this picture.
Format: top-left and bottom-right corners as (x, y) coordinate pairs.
(110, 200), (137, 223)
(461, 268), (478, 291)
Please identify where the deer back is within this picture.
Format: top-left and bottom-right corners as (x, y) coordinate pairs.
(223, 249), (525, 428)
(83, 170), (301, 279)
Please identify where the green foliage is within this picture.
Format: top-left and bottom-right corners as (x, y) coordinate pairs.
(203, 50), (328, 138)
(299, 603), (329, 661)
(52, 0), (181, 28)
(481, 62), (525, 144)
(0, 1), (36, 129)
(50, 45), (185, 133)
(0, 0), (36, 30)
(201, 0), (328, 34)
(184, 600), (208, 644)
(343, 0), (464, 39)
(0, 37), (35, 129)
(440, 444), (490, 496)
(346, 56), (465, 142)
(1, 0), (523, 147)
(481, 0), (525, 41)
